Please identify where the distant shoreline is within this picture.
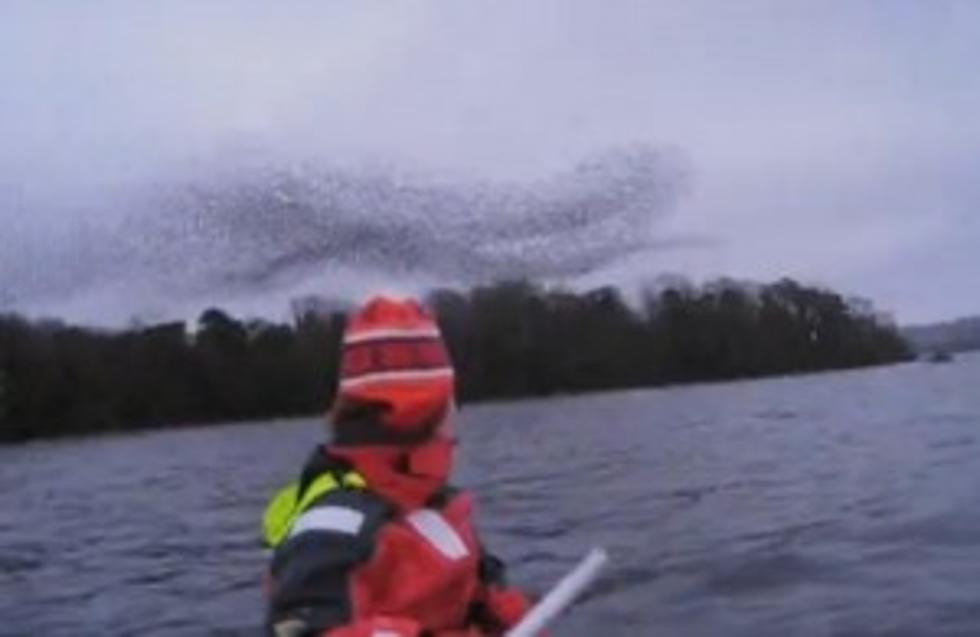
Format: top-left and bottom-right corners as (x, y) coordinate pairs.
(0, 356), (918, 448)
(0, 278), (913, 444)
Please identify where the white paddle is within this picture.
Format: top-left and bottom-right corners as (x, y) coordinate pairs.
(506, 548), (609, 637)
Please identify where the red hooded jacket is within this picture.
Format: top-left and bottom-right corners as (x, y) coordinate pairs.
(264, 447), (531, 637)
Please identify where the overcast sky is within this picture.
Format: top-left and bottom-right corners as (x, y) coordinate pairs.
(1, 1), (978, 325)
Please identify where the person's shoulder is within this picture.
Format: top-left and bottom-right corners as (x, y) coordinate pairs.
(286, 485), (393, 550)
(289, 448), (395, 539)
(317, 485), (392, 521)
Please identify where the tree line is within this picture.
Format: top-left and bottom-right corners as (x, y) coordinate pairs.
(0, 278), (912, 443)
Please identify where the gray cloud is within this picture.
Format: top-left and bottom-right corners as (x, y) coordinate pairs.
(2, 2), (979, 323)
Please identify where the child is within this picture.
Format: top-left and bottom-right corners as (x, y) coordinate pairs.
(262, 296), (533, 637)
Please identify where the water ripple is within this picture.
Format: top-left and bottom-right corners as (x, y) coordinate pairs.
(2, 354), (980, 635)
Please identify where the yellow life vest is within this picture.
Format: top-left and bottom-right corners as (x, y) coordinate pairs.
(262, 470), (367, 548)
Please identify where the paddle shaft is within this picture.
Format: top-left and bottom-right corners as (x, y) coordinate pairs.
(505, 548), (609, 637)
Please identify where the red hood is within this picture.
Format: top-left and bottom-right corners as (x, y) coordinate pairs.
(328, 438), (455, 512)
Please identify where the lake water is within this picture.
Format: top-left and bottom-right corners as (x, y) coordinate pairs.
(2, 353), (980, 636)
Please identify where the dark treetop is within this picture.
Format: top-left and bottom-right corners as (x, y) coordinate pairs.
(0, 278), (911, 443)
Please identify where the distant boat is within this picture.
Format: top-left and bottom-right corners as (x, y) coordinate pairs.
(926, 350), (954, 364)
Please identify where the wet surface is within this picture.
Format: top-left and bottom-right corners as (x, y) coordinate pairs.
(2, 353), (980, 636)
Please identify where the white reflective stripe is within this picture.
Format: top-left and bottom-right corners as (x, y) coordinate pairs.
(339, 367), (453, 389)
(406, 509), (470, 560)
(372, 632), (400, 637)
(289, 506), (365, 538)
(344, 327), (442, 344)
